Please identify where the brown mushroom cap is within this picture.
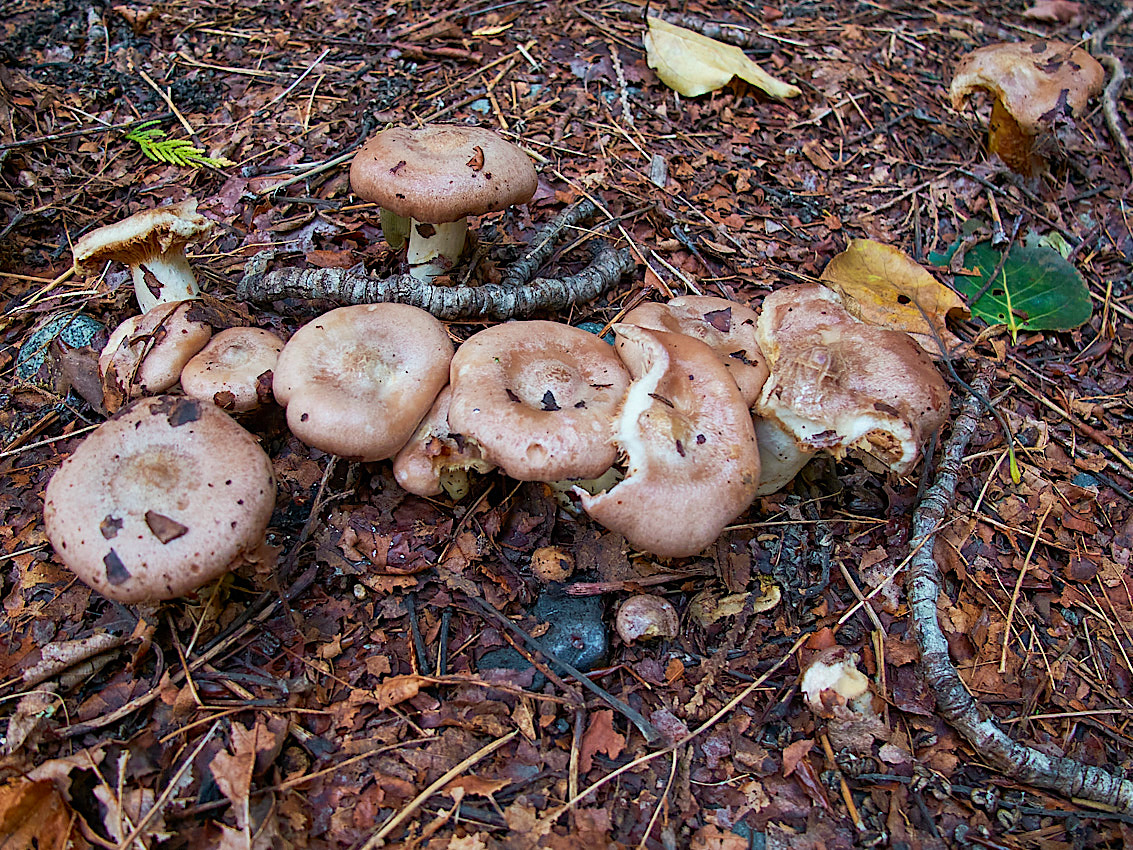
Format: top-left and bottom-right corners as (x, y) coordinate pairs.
(578, 325), (760, 558)
(392, 385), (494, 497)
(273, 304), (453, 461)
(755, 283), (949, 474)
(349, 125), (537, 223)
(73, 199), (212, 274)
(180, 327), (284, 413)
(447, 321), (631, 481)
(615, 594), (680, 643)
(99, 300), (212, 412)
(622, 295), (768, 406)
(43, 395), (276, 603)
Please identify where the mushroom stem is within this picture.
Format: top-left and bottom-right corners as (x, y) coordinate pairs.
(988, 96), (1034, 176)
(131, 250), (201, 313)
(407, 218), (468, 282)
(753, 416), (817, 496)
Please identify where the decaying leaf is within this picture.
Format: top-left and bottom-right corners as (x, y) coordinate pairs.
(0, 776), (89, 850)
(374, 674), (430, 710)
(820, 239), (968, 356)
(643, 16), (801, 99)
(579, 709), (626, 773)
(688, 577), (781, 627)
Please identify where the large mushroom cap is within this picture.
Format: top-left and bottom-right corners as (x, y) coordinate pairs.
(43, 396), (276, 603)
(273, 304), (453, 461)
(349, 125), (537, 224)
(950, 41), (1104, 134)
(72, 199), (212, 274)
(622, 295), (768, 406)
(578, 325), (760, 558)
(447, 320), (631, 482)
(755, 283), (949, 474)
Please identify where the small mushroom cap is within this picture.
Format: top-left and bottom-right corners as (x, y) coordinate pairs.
(800, 646), (871, 717)
(949, 41), (1104, 134)
(578, 325), (760, 558)
(350, 125), (537, 223)
(99, 300), (213, 411)
(273, 304), (453, 461)
(615, 594), (679, 642)
(73, 199), (212, 274)
(180, 327), (284, 412)
(622, 295), (768, 406)
(447, 321), (631, 481)
(755, 283), (949, 474)
(43, 395), (276, 603)
(392, 385), (494, 497)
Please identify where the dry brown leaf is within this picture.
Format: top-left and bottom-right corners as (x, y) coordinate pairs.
(1022, 0), (1082, 23)
(643, 17), (801, 99)
(0, 776), (89, 850)
(579, 709), (626, 773)
(781, 737), (815, 777)
(443, 774), (511, 799)
(820, 239), (968, 355)
(374, 673), (429, 710)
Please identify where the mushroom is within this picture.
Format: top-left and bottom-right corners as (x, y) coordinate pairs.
(622, 295), (768, 405)
(577, 325), (761, 558)
(72, 199), (213, 312)
(43, 395), (276, 603)
(273, 303), (453, 461)
(180, 326), (285, 413)
(392, 385), (495, 499)
(800, 646), (871, 717)
(755, 283), (949, 477)
(99, 300), (213, 413)
(949, 41), (1104, 175)
(615, 594), (679, 643)
(447, 320), (631, 482)
(349, 125), (537, 282)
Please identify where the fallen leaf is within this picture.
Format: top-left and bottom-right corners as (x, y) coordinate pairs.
(0, 776), (89, 850)
(579, 709), (625, 773)
(820, 239), (968, 355)
(781, 737), (814, 777)
(1022, 0), (1082, 23)
(374, 674), (429, 710)
(443, 774), (511, 799)
(643, 17), (801, 100)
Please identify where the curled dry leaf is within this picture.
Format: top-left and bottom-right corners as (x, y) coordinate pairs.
(820, 239), (968, 356)
(643, 16), (801, 100)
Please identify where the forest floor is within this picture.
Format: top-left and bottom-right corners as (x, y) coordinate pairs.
(1, 0), (1133, 847)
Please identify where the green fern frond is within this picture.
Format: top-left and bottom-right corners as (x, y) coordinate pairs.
(124, 121), (234, 169)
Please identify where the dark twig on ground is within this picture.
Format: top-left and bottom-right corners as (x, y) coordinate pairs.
(907, 363), (1133, 813)
(1090, 6), (1133, 171)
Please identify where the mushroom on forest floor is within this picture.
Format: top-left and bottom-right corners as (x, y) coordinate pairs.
(273, 303), (453, 461)
(350, 125), (537, 282)
(43, 395), (276, 603)
(949, 41), (1104, 176)
(392, 385), (495, 499)
(180, 326), (285, 413)
(73, 199), (213, 312)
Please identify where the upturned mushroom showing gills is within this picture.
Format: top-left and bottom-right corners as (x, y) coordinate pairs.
(447, 321), (631, 482)
(273, 303), (453, 461)
(578, 325), (761, 559)
(349, 125), (537, 282)
(949, 41), (1104, 176)
(72, 199), (213, 312)
(755, 283), (949, 475)
(43, 396), (276, 603)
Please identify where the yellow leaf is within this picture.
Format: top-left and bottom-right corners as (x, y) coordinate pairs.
(820, 239), (969, 356)
(643, 17), (801, 100)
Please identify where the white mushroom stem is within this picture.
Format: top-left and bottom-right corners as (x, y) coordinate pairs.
(131, 250), (201, 313)
(753, 416), (817, 496)
(407, 218), (468, 282)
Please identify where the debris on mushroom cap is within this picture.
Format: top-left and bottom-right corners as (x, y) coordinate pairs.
(447, 321), (631, 482)
(800, 646), (871, 717)
(755, 283), (949, 475)
(72, 199), (213, 312)
(99, 300), (212, 413)
(392, 385), (495, 499)
(350, 125), (538, 224)
(622, 295), (769, 406)
(949, 41), (1104, 174)
(273, 303), (453, 461)
(578, 325), (761, 558)
(180, 326), (284, 413)
(43, 395), (276, 603)
(615, 594), (679, 643)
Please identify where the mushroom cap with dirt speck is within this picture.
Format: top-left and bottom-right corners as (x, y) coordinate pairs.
(180, 326), (284, 413)
(615, 594), (679, 642)
(447, 320), (631, 482)
(755, 283), (949, 474)
(349, 125), (537, 223)
(273, 303), (453, 461)
(43, 395), (276, 603)
(72, 199), (212, 274)
(578, 324), (761, 558)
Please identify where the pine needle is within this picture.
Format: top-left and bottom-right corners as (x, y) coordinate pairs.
(124, 121), (233, 169)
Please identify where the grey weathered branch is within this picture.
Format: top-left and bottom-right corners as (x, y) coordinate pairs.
(1091, 6), (1133, 171)
(908, 364), (1133, 812)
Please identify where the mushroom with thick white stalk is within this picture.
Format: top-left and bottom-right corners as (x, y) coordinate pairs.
(72, 199), (213, 312)
(273, 303), (453, 461)
(578, 325), (761, 558)
(43, 395), (276, 603)
(447, 321), (631, 482)
(349, 125), (537, 282)
(180, 326), (285, 413)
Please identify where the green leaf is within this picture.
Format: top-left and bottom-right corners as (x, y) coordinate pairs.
(950, 242), (1092, 342)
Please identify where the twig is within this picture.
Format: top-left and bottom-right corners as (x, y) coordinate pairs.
(1090, 6), (1133, 171)
(499, 200), (598, 286)
(907, 363), (1133, 812)
(0, 112), (174, 153)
